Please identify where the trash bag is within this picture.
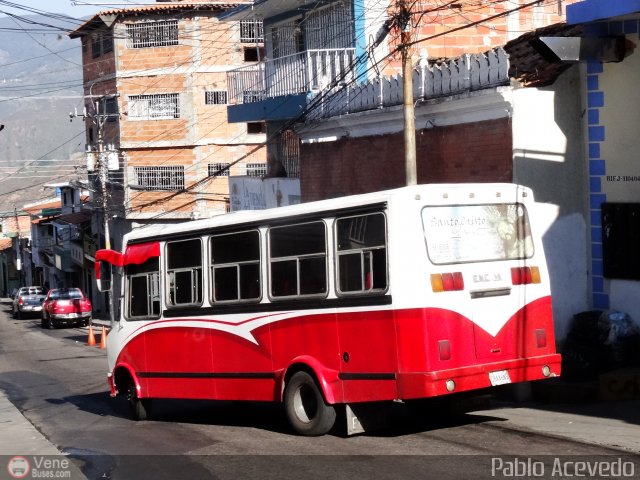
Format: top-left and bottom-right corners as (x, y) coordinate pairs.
(561, 310), (605, 380)
(562, 310), (640, 379)
(600, 311), (640, 368)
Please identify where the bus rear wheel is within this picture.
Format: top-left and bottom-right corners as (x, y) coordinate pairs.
(125, 379), (152, 421)
(284, 371), (336, 436)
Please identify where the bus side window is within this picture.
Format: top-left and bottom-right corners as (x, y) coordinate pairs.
(126, 257), (160, 320)
(166, 238), (203, 307)
(210, 230), (261, 303)
(336, 213), (388, 294)
(269, 221), (327, 299)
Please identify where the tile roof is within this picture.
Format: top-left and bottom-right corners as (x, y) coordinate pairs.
(504, 22), (584, 87)
(70, 2), (248, 36)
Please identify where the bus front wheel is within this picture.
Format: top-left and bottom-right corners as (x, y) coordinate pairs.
(284, 371), (336, 436)
(125, 379), (152, 421)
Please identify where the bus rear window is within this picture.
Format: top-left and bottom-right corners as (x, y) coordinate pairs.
(422, 204), (534, 264)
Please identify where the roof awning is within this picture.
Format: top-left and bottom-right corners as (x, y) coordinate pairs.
(54, 211), (93, 225)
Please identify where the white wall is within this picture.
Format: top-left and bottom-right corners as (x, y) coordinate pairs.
(596, 31), (640, 324)
(511, 66), (590, 341)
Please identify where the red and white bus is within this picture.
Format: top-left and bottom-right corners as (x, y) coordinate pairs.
(95, 183), (561, 436)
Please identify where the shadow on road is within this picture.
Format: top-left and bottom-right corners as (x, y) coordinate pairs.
(57, 389), (505, 438)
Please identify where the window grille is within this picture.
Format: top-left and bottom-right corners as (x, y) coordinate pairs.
(126, 20), (179, 49)
(240, 20), (264, 43)
(246, 163), (267, 177)
(134, 166), (185, 190)
(205, 90), (228, 105)
(242, 91), (264, 103)
(128, 93), (180, 120)
(208, 163), (230, 177)
(277, 129), (300, 178)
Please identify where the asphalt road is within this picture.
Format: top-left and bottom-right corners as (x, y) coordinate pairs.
(0, 302), (638, 480)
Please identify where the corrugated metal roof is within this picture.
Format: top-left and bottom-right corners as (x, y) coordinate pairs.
(70, 2), (248, 36)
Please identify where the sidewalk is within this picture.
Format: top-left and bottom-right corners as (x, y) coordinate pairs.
(0, 391), (61, 456)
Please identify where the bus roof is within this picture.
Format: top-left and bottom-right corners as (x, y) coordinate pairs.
(124, 183), (533, 244)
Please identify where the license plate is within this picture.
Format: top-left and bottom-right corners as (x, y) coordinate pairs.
(489, 370), (511, 386)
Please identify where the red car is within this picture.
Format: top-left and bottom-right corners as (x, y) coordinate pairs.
(41, 288), (92, 329)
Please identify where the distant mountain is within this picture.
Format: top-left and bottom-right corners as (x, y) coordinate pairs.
(0, 13), (87, 213)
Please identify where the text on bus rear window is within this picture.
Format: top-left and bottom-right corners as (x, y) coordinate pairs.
(422, 204), (534, 264)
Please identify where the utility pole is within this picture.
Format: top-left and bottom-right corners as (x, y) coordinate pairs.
(13, 206), (22, 286)
(71, 93), (118, 325)
(399, 0), (417, 186)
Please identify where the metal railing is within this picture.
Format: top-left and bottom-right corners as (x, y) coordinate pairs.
(227, 48), (356, 104)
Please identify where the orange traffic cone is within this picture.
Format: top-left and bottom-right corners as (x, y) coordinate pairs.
(99, 326), (107, 349)
(87, 324), (96, 346)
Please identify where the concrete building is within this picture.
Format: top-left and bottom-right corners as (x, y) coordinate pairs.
(225, 0), (577, 164)
(69, 1), (267, 251)
(566, 0), (640, 324)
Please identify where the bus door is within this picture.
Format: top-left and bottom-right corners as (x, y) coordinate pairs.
(334, 212), (396, 402)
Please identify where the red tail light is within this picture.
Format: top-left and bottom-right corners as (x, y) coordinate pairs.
(431, 272), (464, 292)
(18, 297), (23, 306)
(511, 266), (541, 285)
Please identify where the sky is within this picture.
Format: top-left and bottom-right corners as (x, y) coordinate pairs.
(0, 1), (148, 19)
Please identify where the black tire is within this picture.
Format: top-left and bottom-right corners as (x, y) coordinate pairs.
(284, 371), (336, 436)
(41, 315), (54, 329)
(126, 379), (152, 421)
(15, 310), (21, 319)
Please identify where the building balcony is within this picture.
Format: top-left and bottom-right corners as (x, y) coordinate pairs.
(226, 48), (356, 123)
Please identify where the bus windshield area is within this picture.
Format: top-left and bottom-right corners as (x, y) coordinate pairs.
(422, 203), (534, 264)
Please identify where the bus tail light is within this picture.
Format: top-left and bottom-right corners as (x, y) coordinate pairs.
(535, 328), (547, 348)
(511, 266), (541, 285)
(431, 272), (464, 292)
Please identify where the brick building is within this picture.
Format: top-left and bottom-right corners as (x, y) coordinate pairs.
(70, 1), (266, 244)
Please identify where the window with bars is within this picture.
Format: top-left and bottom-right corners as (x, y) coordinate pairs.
(246, 163), (267, 177)
(208, 163), (230, 177)
(128, 93), (180, 120)
(126, 20), (179, 48)
(205, 90), (228, 105)
(242, 91), (264, 103)
(240, 20), (264, 43)
(134, 166), (185, 190)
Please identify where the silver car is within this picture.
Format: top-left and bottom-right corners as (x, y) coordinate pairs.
(12, 286), (46, 319)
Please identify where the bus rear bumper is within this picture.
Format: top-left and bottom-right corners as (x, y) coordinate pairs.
(397, 354), (562, 399)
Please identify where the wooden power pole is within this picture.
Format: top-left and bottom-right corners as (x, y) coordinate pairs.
(399, 0), (417, 186)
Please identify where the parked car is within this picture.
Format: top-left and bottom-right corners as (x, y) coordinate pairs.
(11, 286), (45, 318)
(41, 288), (92, 329)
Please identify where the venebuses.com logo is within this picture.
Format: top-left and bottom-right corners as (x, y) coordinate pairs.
(7, 456), (30, 479)
(6, 456), (72, 479)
